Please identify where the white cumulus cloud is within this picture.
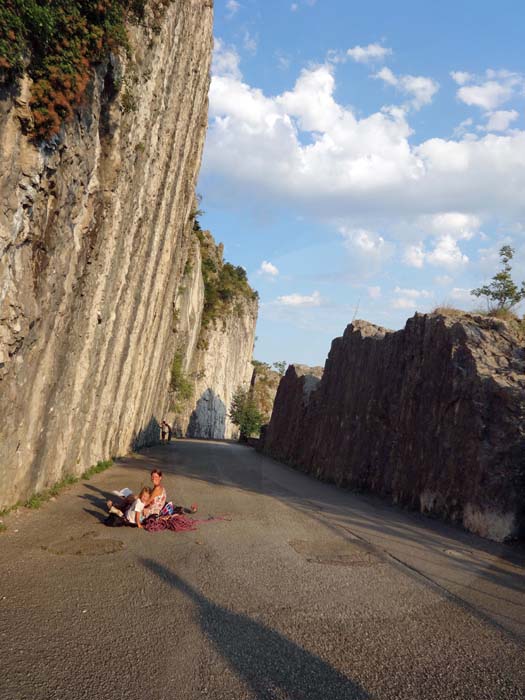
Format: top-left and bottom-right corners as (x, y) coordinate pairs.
(375, 67), (439, 110)
(400, 213), (478, 269)
(258, 260), (279, 277)
(340, 228), (394, 261)
(203, 51), (525, 275)
(403, 244), (425, 268)
(451, 71), (474, 86)
(392, 286), (432, 309)
(212, 38), (241, 79)
(455, 70), (523, 111)
(483, 110), (519, 132)
(347, 43), (392, 64)
(427, 235), (469, 268)
(277, 291), (322, 307)
(458, 81), (513, 111)
(425, 212), (480, 240)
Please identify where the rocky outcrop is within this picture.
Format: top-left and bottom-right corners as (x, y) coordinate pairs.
(0, 0), (214, 508)
(171, 232), (258, 439)
(250, 362), (283, 425)
(262, 314), (525, 542)
(259, 364), (322, 452)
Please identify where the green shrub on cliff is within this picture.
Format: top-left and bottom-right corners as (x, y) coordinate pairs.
(170, 352), (193, 411)
(194, 228), (258, 328)
(0, 0), (154, 140)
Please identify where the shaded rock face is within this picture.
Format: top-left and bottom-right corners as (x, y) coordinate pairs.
(262, 314), (525, 542)
(0, 1), (213, 507)
(171, 237), (258, 439)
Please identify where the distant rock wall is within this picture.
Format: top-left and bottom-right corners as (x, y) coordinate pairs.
(171, 235), (258, 440)
(250, 363), (285, 426)
(262, 314), (525, 542)
(185, 302), (257, 439)
(0, 1), (213, 507)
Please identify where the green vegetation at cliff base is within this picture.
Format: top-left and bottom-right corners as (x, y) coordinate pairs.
(0, 458), (113, 531)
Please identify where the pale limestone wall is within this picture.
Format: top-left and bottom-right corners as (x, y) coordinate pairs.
(169, 235), (258, 441)
(184, 297), (258, 439)
(173, 239), (205, 377)
(0, 0), (213, 507)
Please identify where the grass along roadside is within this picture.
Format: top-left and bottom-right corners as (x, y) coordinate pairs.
(0, 458), (113, 532)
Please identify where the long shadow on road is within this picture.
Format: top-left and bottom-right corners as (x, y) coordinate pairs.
(141, 557), (369, 700)
(160, 440), (525, 644)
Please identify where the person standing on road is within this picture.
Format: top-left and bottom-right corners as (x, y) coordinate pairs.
(161, 420), (171, 443)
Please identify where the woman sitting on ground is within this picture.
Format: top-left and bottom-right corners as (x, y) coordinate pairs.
(143, 469), (166, 517)
(107, 468), (166, 518)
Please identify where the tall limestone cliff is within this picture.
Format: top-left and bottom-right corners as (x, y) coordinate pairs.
(170, 229), (258, 440)
(262, 312), (525, 542)
(0, 0), (214, 508)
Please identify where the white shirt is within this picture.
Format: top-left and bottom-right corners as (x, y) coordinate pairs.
(125, 498), (145, 524)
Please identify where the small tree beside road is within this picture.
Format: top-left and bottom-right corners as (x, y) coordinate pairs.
(471, 246), (525, 313)
(229, 387), (263, 441)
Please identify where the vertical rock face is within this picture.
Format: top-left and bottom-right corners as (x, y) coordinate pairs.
(171, 233), (258, 440)
(184, 303), (257, 439)
(262, 314), (525, 542)
(250, 363), (283, 426)
(0, 0), (213, 507)
(260, 364), (323, 456)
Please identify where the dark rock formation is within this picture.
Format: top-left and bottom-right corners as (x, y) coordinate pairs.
(262, 314), (525, 542)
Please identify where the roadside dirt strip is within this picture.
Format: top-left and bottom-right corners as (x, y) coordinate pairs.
(1, 439), (523, 700)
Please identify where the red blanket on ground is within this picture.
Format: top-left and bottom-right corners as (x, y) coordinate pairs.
(142, 514), (224, 533)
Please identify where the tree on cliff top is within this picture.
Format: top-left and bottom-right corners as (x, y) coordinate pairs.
(471, 246), (525, 313)
(229, 387), (263, 441)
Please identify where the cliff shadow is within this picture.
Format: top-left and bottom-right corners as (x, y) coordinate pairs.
(141, 558), (369, 700)
(187, 389), (227, 440)
(169, 441), (525, 640)
(131, 415), (162, 450)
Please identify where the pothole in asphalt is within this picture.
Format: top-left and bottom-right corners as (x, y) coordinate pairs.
(289, 539), (383, 567)
(42, 531), (124, 556)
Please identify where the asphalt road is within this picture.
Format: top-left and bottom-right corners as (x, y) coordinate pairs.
(1, 439), (524, 700)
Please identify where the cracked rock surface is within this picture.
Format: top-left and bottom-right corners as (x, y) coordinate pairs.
(0, 0), (213, 507)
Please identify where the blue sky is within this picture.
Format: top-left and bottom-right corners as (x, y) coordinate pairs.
(197, 0), (525, 366)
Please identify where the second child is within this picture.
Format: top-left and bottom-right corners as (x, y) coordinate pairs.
(124, 487), (151, 528)
(107, 486), (151, 528)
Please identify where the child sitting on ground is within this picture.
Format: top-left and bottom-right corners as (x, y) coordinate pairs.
(107, 487), (151, 528)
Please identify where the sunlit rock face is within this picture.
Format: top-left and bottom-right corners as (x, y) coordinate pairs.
(262, 313), (525, 542)
(171, 237), (258, 441)
(0, 0), (213, 507)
